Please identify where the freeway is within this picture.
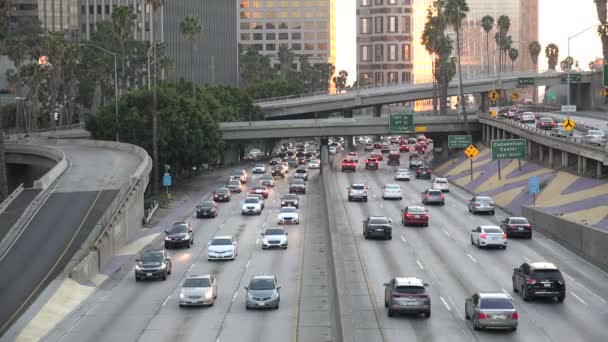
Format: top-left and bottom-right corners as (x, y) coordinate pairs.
(326, 146), (608, 342)
(43, 168), (337, 342)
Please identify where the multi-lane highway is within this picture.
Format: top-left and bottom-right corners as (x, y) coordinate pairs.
(326, 146), (608, 342)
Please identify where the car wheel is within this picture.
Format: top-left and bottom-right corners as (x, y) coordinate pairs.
(476, 239), (481, 247)
(384, 298), (388, 308)
(387, 234), (392, 240)
(465, 309), (470, 320)
(246, 305), (250, 310)
(468, 207), (471, 213)
(364, 233), (369, 239)
(470, 236), (474, 245)
(512, 279), (518, 292)
(424, 310), (431, 318)
(528, 233), (533, 239)
(164, 243), (169, 249)
(135, 275), (140, 282)
(490, 211), (495, 215)
(364, 197), (368, 202)
(187, 241), (192, 249)
(522, 286), (530, 301)
(473, 317), (481, 330)
(557, 295), (565, 303)
(388, 309), (394, 317)
(348, 196), (352, 202)
(162, 273), (167, 281)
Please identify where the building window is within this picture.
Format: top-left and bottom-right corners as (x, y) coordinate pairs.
(252, 44), (263, 51)
(402, 16), (411, 33)
(388, 72), (398, 83)
(304, 32), (314, 40)
(292, 22), (302, 29)
(291, 10), (300, 18)
(388, 16), (397, 33)
(82, 23), (86, 32)
(388, 44), (397, 61)
(106, 5), (110, 14)
(304, 22), (313, 30)
(318, 43), (328, 51)
(266, 32), (276, 39)
(361, 45), (371, 62)
(375, 0), (383, 5)
(402, 44), (411, 61)
(292, 43), (302, 50)
(253, 0), (262, 8)
(89, 5), (94, 14)
(240, 12), (250, 19)
(375, 45), (384, 61)
(240, 1), (250, 8)
(304, 0), (313, 7)
(279, 22), (289, 29)
(266, 43), (276, 51)
(280, 0), (289, 7)
(374, 17), (383, 33)
(241, 33), (251, 40)
(279, 32), (289, 39)
(292, 32), (301, 39)
(375, 72), (384, 85)
(361, 0), (370, 6)
(317, 32), (328, 40)
(253, 22), (263, 29)
(361, 18), (371, 34)
(304, 43), (314, 50)
(388, 0), (397, 4)
(240, 23), (250, 29)
(97, 5), (102, 14)
(402, 72), (411, 83)
(253, 33), (263, 40)
(266, 22), (276, 29)
(81, 5), (85, 14)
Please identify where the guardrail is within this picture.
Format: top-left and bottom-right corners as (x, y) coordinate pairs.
(0, 184), (24, 215)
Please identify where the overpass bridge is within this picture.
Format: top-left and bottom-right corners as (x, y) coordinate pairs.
(256, 70), (598, 118)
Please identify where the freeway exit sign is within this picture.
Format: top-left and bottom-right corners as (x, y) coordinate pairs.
(517, 77), (535, 87)
(389, 114), (413, 133)
(491, 139), (527, 160)
(448, 135), (472, 149)
(561, 74), (581, 84)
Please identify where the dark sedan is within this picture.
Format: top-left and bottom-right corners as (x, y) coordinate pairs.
(416, 167), (432, 179)
(196, 201), (218, 218)
(500, 217), (533, 238)
(213, 188), (231, 202)
(164, 222), (194, 248)
(280, 193), (299, 208)
(289, 179), (307, 194)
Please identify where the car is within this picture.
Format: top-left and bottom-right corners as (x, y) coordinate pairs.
(500, 217), (533, 238)
(252, 163), (266, 174)
(468, 196), (495, 215)
(550, 126), (573, 139)
(329, 146), (337, 155)
(506, 107), (518, 119)
(261, 227), (289, 249)
(243, 154), (255, 162)
(582, 129), (607, 146)
(196, 200), (218, 218)
(401, 206), (429, 226)
(421, 189), (445, 205)
(269, 158), (281, 166)
(244, 275), (281, 310)
(415, 166), (432, 179)
(363, 216), (392, 240)
(297, 156), (307, 165)
(382, 183), (402, 200)
(409, 151), (421, 160)
(381, 145), (391, 153)
(370, 152), (383, 161)
(384, 277), (431, 318)
(231, 169), (248, 184)
(364, 143), (374, 152)
(347, 152), (359, 162)
(409, 158), (423, 170)
(135, 249), (172, 281)
(416, 134), (426, 142)
(280, 193), (299, 208)
(279, 161), (290, 173)
(179, 275), (217, 307)
(289, 178), (307, 194)
(294, 167), (309, 181)
(250, 184), (270, 199)
(431, 177), (449, 192)
(227, 179), (243, 193)
(512, 262), (565, 302)
(164, 222), (194, 248)
(413, 144), (426, 153)
(365, 158), (379, 170)
(286, 157), (299, 167)
(277, 206), (300, 224)
(520, 112), (536, 123)
(271, 165), (286, 178)
(341, 158), (357, 172)
(390, 137), (400, 144)
(408, 138), (417, 144)
(470, 225), (507, 249)
(250, 194), (265, 209)
(242, 196), (263, 215)
(394, 169), (410, 181)
(465, 293), (518, 331)
(373, 142), (382, 149)
(259, 174), (275, 187)
(536, 117), (556, 129)
(207, 236), (237, 261)
(399, 144), (410, 152)
(387, 151), (400, 166)
(513, 109), (525, 121)
(308, 158), (321, 169)
(213, 187), (231, 202)
(348, 184), (368, 202)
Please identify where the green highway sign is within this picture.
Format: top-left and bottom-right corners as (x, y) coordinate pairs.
(517, 77), (535, 87)
(491, 139), (527, 160)
(547, 92), (557, 100)
(448, 135), (472, 149)
(561, 74), (581, 84)
(389, 114), (413, 133)
(604, 64), (608, 87)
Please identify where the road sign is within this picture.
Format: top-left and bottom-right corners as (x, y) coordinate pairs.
(547, 92), (557, 100)
(464, 145), (479, 159)
(517, 77), (535, 87)
(561, 105), (576, 112)
(415, 126), (427, 132)
(562, 117), (576, 131)
(489, 106), (499, 117)
(604, 64), (608, 87)
(491, 139), (526, 160)
(561, 74), (581, 84)
(403, 107), (413, 115)
(489, 90), (500, 102)
(163, 172), (172, 187)
(511, 92), (520, 101)
(601, 88), (608, 97)
(448, 135), (472, 149)
(389, 114), (414, 133)
(529, 176), (540, 194)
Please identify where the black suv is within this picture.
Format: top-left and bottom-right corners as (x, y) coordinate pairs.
(512, 262), (565, 302)
(135, 249), (172, 281)
(387, 152), (400, 166)
(363, 216), (393, 240)
(280, 193), (299, 208)
(164, 221), (194, 248)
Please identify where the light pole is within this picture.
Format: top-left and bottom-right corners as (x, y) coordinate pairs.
(567, 24), (601, 106)
(147, 41), (162, 90)
(80, 43), (119, 142)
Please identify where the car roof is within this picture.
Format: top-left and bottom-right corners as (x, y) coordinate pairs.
(186, 274), (212, 280)
(394, 277), (425, 287)
(142, 249), (164, 255)
(480, 225), (501, 230)
(508, 216), (528, 220)
(351, 183), (366, 187)
(529, 262), (558, 270)
(478, 292), (512, 299)
(245, 196), (260, 200)
(212, 235), (233, 240)
(369, 215), (388, 220)
(265, 227), (285, 232)
(251, 275), (275, 280)
(434, 177), (447, 181)
(406, 206), (426, 211)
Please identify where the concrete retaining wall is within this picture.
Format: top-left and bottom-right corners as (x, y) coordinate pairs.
(522, 206), (608, 272)
(5, 143), (67, 190)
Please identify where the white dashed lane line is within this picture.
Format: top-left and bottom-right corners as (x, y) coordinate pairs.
(417, 260), (424, 270)
(440, 296), (452, 311)
(570, 291), (587, 305)
(466, 254), (477, 263)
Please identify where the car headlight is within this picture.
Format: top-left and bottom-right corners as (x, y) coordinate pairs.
(204, 292), (213, 299)
(179, 292), (186, 300)
(270, 291), (279, 300)
(135, 264), (142, 271)
(247, 292), (254, 300)
(160, 262), (167, 269)
(165, 236), (171, 241)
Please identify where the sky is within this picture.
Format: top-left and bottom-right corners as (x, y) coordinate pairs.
(334, 0), (604, 82)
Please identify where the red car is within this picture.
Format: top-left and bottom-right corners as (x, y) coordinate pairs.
(250, 185), (269, 198)
(399, 140), (408, 146)
(401, 206), (429, 226)
(414, 144), (426, 153)
(399, 144), (410, 152)
(341, 158), (357, 172)
(370, 152), (383, 161)
(536, 118), (556, 130)
(373, 142), (382, 149)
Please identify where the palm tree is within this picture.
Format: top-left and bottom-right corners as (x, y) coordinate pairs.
(146, 0), (165, 43)
(444, 0), (469, 125)
(508, 48), (519, 72)
(545, 43), (559, 70)
(180, 15), (202, 96)
(528, 41), (541, 70)
(595, 0), (608, 64)
(111, 5), (136, 92)
(481, 15), (494, 74)
(496, 15), (511, 72)
(278, 44), (296, 80)
(421, 2), (446, 115)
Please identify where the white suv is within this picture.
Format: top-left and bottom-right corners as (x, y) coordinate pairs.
(431, 177), (450, 192)
(241, 197), (263, 215)
(348, 184), (368, 202)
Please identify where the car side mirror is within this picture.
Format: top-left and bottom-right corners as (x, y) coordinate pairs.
(513, 268), (518, 273)
(277, 286), (282, 290)
(388, 218), (392, 223)
(285, 232), (289, 235)
(135, 258), (139, 262)
(260, 233), (265, 236)
(244, 286), (249, 291)
(164, 230), (169, 234)
(165, 257), (170, 262)
(423, 282), (430, 287)
(383, 282), (389, 286)
(472, 229), (476, 232)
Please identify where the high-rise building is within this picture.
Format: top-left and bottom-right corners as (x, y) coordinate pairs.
(77, 0), (154, 42)
(238, 0), (336, 70)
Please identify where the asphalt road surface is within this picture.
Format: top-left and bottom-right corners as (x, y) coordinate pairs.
(325, 147), (608, 342)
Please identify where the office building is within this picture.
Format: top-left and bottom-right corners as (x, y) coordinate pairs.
(238, 0), (336, 70)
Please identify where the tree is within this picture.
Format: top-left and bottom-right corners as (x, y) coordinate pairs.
(277, 44), (296, 80)
(595, 0), (608, 64)
(111, 5), (136, 93)
(239, 46), (276, 87)
(545, 43), (559, 70)
(589, 61), (597, 71)
(444, 0), (469, 124)
(496, 15), (511, 72)
(332, 70), (348, 91)
(180, 15), (202, 96)
(528, 41), (541, 69)
(421, 1), (447, 115)
(481, 15), (494, 74)
(508, 48), (519, 72)
(146, 0), (165, 45)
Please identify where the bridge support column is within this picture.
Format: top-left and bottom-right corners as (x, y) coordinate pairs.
(320, 137), (329, 165)
(490, 126), (495, 142)
(577, 156), (583, 175)
(539, 145), (544, 164)
(373, 105), (382, 118)
(562, 151), (568, 168)
(343, 109), (354, 118)
(548, 147), (554, 168)
(480, 91), (489, 113)
(527, 141), (532, 160)
(582, 157), (587, 174)
(482, 124), (487, 144)
(222, 143), (240, 167)
(597, 161), (603, 179)
(343, 136), (353, 151)
(433, 135), (449, 164)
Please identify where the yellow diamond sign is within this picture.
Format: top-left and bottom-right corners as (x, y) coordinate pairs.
(489, 90), (500, 102)
(601, 88), (608, 97)
(464, 145), (479, 159)
(562, 117), (575, 131)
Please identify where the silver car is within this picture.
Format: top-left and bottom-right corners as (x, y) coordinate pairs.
(384, 277), (431, 318)
(468, 196), (495, 215)
(244, 275), (281, 310)
(179, 275), (217, 307)
(465, 293), (518, 331)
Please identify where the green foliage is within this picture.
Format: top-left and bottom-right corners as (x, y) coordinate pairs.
(545, 43), (559, 70)
(245, 78), (304, 99)
(333, 70), (349, 91)
(528, 41), (541, 65)
(481, 15), (494, 34)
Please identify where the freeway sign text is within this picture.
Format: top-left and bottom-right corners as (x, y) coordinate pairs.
(491, 139), (527, 160)
(561, 105), (576, 112)
(448, 135), (472, 149)
(561, 74), (581, 83)
(517, 77), (535, 87)
(389, 114), (414, 133)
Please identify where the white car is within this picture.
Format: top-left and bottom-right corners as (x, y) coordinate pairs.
(278, 206), (300, 224)
(431, 177), (450, 192)
(394, 169), (411, 181)
(521, 112), (536, 123)
(347, 152), (358, 162)
(470, 225), (507, 249)
(261, 227), (289, 249)
(207, 236), (238, 260)
(382, 184), (403, 200)
(252, 164), (266, 174)
(241, 197), (263, 215)
(329, 146), (337, 155)
(308, 158), (321, 169)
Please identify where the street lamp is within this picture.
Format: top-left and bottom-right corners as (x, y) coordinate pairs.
(80, 43), (119, 142)
(147, 41), (162, 90)
(567, 24), (603, 106)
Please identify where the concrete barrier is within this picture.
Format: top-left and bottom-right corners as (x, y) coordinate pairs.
(0, 184), (24, 215)
(5, 143), (67, 190)
(522, 206), (608, 272)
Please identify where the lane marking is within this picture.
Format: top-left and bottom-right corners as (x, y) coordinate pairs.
(416, 260), (424, 270)
(466, 253), (477, 263)
(562, 272), (574, 281)
(232, 291), (239, 303)
(401, 235), (406, 243)
(379, 203), (384, 208)
(162, 295), (171, 307)
(245, 259), (251, 269)
(442, 229), (450, 237)
(448, 296), (464, 320)
(440, 296), (452, 311)
(571, 279), (607, 303)
(570, 291), (587, 305)
(502, 288), (510, 295)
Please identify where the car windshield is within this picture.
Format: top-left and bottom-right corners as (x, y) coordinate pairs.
(296, 169), (306, 173)
(199, 202), (214, 209)
(386, 184), (400, 190)
(428, 191), (442, 196)
(283, 194), (297, 200)
(253, 186), (264, 190)
(510, 218), (529, 225)
(369, 218), (389, 225)
(540, 118), (553, 122)
(408, 207), (426, 214)
(232, 174), (242, 178)
(397, 169), (409, 173)
(255, 164), (264, 168)
(261, 175), (272, 180)
(588, 130), (603, 136)
(216, 188), (229, 194)
(183, 278), (211, 288)
(479, 298), (514, 310)
(476, 197), (493, 203)
(292, 179), (304, 184)
(140, 253), (162, 263)
(435, 179), (447, 183)
(245, 198), (258, 204)
(249, 278), (275, 290)
(395, 286), (425, 294)
(211, 238), (232, 246)
(530, 269), (563, 280)
(265, 229), (285, 235)
(483, 228), (503, 234)
(228, 180), (240, 186)
(281, 207), (297, 213)
(352, 185), (365, 190)
(170, 224), (188, 234)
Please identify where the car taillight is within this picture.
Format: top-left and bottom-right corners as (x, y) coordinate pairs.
(478, 313), (487, 319)
(405, 213), (411, 218)
(508, 225), (516, 230)
(392, 293), (402, 298)
(422, 214), (429, 218)
(526, 278), (536, 285)
(502, 233), (507, 239)
(480, 233), (487, 239)
(529, 225), (533, 230)
(426, 194), (431, 199)
(475, 203), (481, 207)
(416, 293), (428, 298)
(512, 312), (519, 320)
(440, 194), (445, 199)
